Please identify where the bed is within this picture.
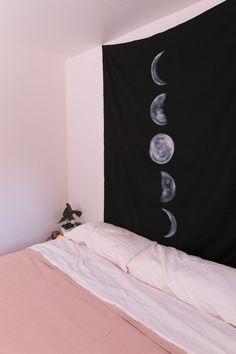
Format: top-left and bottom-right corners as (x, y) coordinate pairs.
(1, 222), (235, 354)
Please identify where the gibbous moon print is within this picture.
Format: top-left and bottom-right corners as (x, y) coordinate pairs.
(151, 51), (167, 86)
(161, 171), (176, 203)
(149, 133), (174, 164)
(162, 208), (177, 237)
(150, 93), (167, 126)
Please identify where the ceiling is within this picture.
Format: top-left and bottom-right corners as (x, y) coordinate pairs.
(0, 0), (204, 58)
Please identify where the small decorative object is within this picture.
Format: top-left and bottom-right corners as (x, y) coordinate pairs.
(47, 231), (63, 241)
(58, 202), (82, 231)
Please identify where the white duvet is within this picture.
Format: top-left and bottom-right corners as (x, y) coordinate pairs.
(32, 238), (236, 354)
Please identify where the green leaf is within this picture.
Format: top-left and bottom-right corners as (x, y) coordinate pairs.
(62, 222), (74, 230)
(58, 216), (66, 223)
(59, 203), (81, 226)
(73, 210), (82, 217)
(66, 202), (72, 209)
(63, 203), (73, 219)
(67, 215), (75, 221)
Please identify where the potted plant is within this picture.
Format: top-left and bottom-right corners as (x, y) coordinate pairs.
(58, 203), (82, 231)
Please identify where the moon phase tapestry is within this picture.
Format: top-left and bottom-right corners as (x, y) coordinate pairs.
(102, 0), (236, 268)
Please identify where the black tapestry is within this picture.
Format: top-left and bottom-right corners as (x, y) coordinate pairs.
(102, 1), (236, 268)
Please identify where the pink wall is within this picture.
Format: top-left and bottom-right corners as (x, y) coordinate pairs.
(0, 44), (67, 255)
(66, 0), (224, 222)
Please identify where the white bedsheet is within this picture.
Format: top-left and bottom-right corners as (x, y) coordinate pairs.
(31, 238), (236, 354)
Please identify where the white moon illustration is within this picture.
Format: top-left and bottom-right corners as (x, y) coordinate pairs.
(149, 133), (174, 164)
(150, 93), (167, 126)
(161, 171), (176, 203)
(162, 208), (177, 237)
(151, 51), (167, 86)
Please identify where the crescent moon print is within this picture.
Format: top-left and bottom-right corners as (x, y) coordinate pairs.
(161, 171), (176, 203)
(162, 208), (177, 237)
(150, 93), (167, 126)
(151, 51), (167, 86)
(149, 133), (174, 164)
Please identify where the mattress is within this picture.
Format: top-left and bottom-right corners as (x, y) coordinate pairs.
(0, 237), (235, 353)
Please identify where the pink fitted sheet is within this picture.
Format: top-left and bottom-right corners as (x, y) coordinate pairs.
(0, 249), (184, 354)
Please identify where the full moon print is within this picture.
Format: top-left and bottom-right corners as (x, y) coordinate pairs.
(149, 133), (174, 164)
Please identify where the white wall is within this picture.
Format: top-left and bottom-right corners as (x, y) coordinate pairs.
(66, 47), (104, 222)
(66, 0), (224, 222)
(0, 44), (67, 255)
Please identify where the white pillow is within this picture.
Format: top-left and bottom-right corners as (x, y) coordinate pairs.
(127, 243), (236, 327)
(64, 222), (152, 272)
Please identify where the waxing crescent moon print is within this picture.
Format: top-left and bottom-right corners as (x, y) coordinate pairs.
(151, 51), (167, 85)
(162, 208), (177, 237)
(161, 171), (176, 203)
(149, 133), (174, 164)
(150, 93), (167, 126)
